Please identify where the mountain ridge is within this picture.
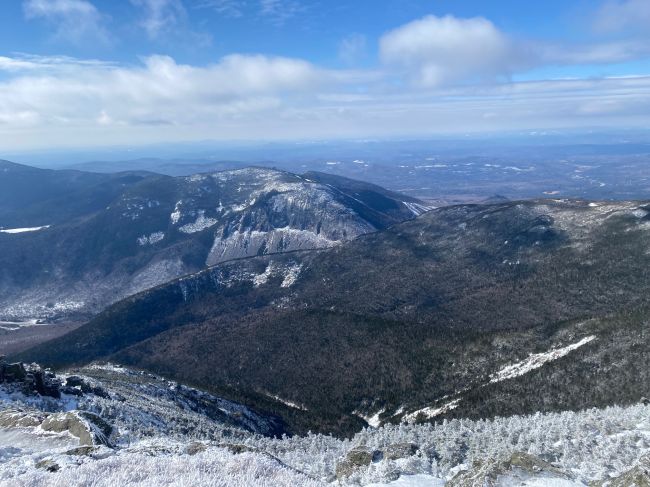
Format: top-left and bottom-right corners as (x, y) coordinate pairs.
(16, 197), (650, 435)
(0, 163), (427, 321)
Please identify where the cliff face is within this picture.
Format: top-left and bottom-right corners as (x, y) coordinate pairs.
(0, 165), (423, 320)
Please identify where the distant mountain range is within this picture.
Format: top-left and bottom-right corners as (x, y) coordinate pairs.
(17, 197), (650, 436)
(0, 160), (428, 320)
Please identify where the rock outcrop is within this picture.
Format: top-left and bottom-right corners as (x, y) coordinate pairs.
(334, 443), (424, 481)
(0, 357), (108, 400)
(336, 446), (382, 480)
(41, 411), (112, 446)
(593, 454), (650, 487)
(0, 356), (61, 398)
(447, 451), (572, 487)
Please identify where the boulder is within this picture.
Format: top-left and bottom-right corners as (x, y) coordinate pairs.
(4, 362), (26, 381)
(335, 446), (382, 480)
(35, 459), (59, 472)
(60, 386), (83, 396)
(65, 446), (99, 456)
(592, 454), (650, 487)
(1, 362), (61, 398)
(447, 452), (572, 487)
(507, 451), (568, 476)
(41, 411), (112, 447)
(0, 409), (44, 428)
(185, 442), (208, 455)
(217, 443), (260, 455)
(384, 442), (419, 460)
(65, 376), (85, 388)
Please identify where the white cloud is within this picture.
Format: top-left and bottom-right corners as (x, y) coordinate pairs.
(0, 51), (649, 151)
(0, 54), (113, 72)
(23, 0), (110, 44)
(194, 0), (247, 18)
(259, 0), (304, 25)
(131, 0), (188, 39)
(338, 34), (367, 65)
(5, 10), (650, 150)
(379, 15), (528, 87)
(594, 0), (650, 33)
(0, 53), (323, 136)
(538, 40), (650, 65)
(378, 13), (650, 88)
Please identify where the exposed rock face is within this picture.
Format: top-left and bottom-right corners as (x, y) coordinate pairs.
(333, 442), (423, 482)
(384, 443), (419, 460)
(0, 166), (424, 321)
(0, 357), (61, 398)
(335, 446), (382, 480)
(35, 459), (60, 472)
(2, 362), (26, 381)
(593, 454), (650, 487)
(447, 451), (572, 487)
(0, 409), (45, 428)
(1, 408), (112, 447)
(0, 361), (114, 447)
(65, 446), (99, 456)
(40, 411), (112, 446)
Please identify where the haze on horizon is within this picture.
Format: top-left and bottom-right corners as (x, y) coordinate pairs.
(1, 0), (650, 153)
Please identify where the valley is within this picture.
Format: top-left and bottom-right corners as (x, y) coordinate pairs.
(3, 2), (650, 484)
(0, 361), (648, 486)
(0, 321), (83, 356)
(12, 194), (650, 437)
(2, 159), (649, 486)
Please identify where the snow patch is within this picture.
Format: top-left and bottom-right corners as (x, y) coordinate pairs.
(356, 409), (385, 428)
(0, 225), (50, 234)
(265, 393), (308, 411)
(137, 231), (165, 246)
(490, 336), (596, 384)
(253, 265), (274, 287)
(178, 210), (218, 234)
(281, 264), (302, 288)
(403, 202), (433, 217)
(170, 201), (182, 224)
(402, 399), (461, 424)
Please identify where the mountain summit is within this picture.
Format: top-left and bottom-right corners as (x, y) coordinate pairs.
(0, 164), (428, 321)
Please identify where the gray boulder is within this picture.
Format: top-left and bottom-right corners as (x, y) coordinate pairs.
(447, 451), (571, 487)
(384, 442), (419, 460)
(65, 376), (85, 388)
(35, 459), (60, 472)
(335, 445), (382, 480)
(65, 446), (99, 456)
(3, 362), (26, 381)
(0, 409), (44, 428)
(41, 411), (112, 446)
(592, 454), (650, 487)
(185, 442), (208, 456)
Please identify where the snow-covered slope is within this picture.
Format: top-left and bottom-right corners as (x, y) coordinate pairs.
(1, 363), (648, 486)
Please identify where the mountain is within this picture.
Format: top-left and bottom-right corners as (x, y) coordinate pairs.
(17, 198), (650, 435)
(0, 159), (151, 228)
(0, 163), (426, 321)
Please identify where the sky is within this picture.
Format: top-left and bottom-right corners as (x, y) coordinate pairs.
(0, 0), (649, 152)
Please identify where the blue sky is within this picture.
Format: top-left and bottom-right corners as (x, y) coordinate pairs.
(0, 0), (649, 151)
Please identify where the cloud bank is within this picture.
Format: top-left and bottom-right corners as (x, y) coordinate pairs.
(4, 7), (650, 150)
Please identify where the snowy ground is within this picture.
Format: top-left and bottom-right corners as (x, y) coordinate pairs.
(0, 364), (648, 486)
